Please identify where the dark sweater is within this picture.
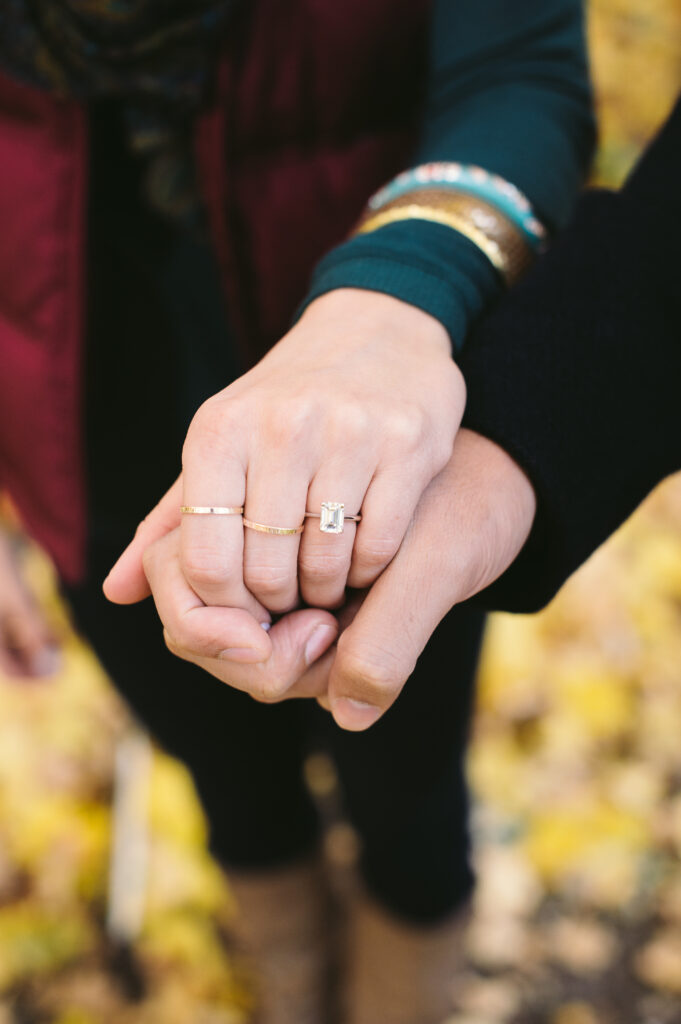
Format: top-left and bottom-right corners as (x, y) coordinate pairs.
(460, 93), (681, 612)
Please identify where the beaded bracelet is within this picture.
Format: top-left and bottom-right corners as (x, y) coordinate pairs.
(367, 162), (547, 253)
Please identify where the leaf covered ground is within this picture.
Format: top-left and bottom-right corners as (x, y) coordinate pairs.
(1, 1), (680, 1021)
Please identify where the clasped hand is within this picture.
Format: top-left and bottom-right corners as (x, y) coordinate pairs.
(104, 290), (535, 729)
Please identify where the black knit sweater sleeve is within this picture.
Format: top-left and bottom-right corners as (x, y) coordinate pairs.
(459, 93), (681, 613)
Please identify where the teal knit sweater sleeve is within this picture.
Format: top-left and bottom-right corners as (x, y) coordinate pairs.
(299, 0), (596, 353)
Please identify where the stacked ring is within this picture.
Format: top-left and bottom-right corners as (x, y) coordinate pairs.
(243, 519), (304, 536)
(181, 503), (361, 536)
(181, 506), (244, 515)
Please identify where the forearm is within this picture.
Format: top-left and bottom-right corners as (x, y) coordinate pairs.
(300, 0), (595, 351)
(460, 94), (681, 612)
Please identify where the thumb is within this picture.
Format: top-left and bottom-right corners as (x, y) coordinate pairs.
(103, 477), (182, 604)
(327, 557), (452, 730)
(167, 608), (339, 702)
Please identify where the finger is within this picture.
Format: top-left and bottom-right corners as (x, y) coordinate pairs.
(298, 457), (370, 608)
(180, 415), (258, 613)
(242, 454), (312, 613)
(103, 476), (183, 604)
(144, 528), (272, 663)
(346, 462), (434, 589)
(165, 607), (339, 702)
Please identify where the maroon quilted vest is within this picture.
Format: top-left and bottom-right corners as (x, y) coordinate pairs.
(0, 0), (429, 581)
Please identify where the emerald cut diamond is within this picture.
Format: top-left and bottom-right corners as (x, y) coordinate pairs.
(319, 502), (345, 533)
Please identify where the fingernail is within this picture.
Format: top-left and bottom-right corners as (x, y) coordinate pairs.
(304, 624), (337, 667)
(260, 621), (272, 632)
(331, 697), (382, 731)
(218, 647), (265, 664)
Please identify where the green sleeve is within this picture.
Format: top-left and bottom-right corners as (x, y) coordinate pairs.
(299, 0), (596, 353)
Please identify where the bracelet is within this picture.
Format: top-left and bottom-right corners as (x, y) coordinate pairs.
(367, 162), (547, 252)
(355, 189), (535, 286)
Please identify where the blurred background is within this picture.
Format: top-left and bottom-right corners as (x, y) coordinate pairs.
(0, 1), (680, 1021)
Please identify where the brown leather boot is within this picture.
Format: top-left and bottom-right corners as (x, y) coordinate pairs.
(226, 857), (334, 1024)
(343, 892), (473, 1024)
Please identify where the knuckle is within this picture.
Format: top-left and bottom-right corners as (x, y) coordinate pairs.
(171, 616), (220, 660)
(182, 549), (236, 591)
(244, 562), (294, 600)
(326, 402), (371, 445)
(249, 675), (288, 704)
(385, 405), (427, 451)
(298, 549), (349, 584)
(163, 630), (184, 656)
(263, 396), (314, 447)
(335, 639), (403, 706)
(166, 622), (196, 655)
(188, 397), (223, 439)
(353, 535), (398, 574)
(184, 397), (240, 459)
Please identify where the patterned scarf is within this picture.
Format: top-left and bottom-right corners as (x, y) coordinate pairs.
(0, 0), (242, 224)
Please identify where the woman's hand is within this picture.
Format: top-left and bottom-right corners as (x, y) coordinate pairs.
(140, 524), (340, 702)
(0, 529), (60, 679)
(133, 430), (536, 727)
(104, 289), (463, 617)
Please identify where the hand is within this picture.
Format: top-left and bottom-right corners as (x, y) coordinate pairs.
(138, 430), (536, 726)
(0, 529), (60, 679)
(301, 429), (537, 728)
(139, 523), (340, 703)
(104, 289), (463, 618)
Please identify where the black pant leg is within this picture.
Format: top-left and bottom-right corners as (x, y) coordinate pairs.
(319, 602), (484, 923)
(64, 551), (321, 868)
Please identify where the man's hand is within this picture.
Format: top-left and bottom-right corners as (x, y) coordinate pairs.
(303, 429), (536, 728)
(136, 430), (536, 727)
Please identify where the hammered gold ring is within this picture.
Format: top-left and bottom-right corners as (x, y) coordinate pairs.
(181, 506), (244, 515)
(243, 518), (304, 536)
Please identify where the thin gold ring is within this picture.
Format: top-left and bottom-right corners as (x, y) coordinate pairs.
(243, 518), (304, 536)
(181, 506), (244, 515)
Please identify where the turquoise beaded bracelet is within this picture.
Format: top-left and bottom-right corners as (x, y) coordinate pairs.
(367, 162), (547, 253)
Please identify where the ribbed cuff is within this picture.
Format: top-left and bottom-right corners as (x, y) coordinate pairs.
(295, 220), (501, 355)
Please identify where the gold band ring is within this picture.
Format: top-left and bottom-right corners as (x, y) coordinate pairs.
(181, 506), (244, 515)
(243, 518), (304, 536)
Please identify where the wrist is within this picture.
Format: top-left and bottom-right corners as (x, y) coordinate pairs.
(300, 288), (453, 355)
